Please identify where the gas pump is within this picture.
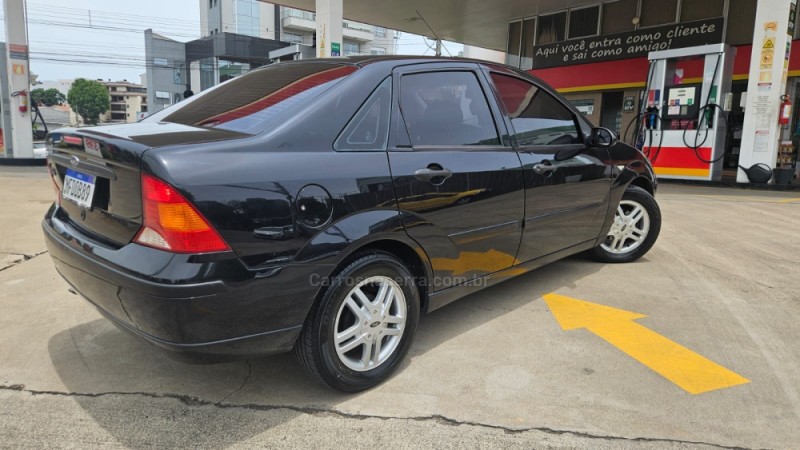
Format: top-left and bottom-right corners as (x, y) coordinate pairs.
(640, 44), (735, 181)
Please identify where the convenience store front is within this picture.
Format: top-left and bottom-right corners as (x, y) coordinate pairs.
(505, 1), (799, 181)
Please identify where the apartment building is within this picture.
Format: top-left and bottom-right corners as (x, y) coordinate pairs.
(200, 0), (397, 55)
(101, 81), (147, 124)
(144, 0), (399, 115)
(279, 8), (397, 56)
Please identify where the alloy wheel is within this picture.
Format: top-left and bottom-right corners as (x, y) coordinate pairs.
(601, 199), (651, 255)
(333, 275), (407, 372)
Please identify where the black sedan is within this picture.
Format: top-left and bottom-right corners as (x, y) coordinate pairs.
(43, 56), (660, 392)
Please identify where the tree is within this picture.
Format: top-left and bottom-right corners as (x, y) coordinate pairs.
(31, 88), (66, 106)
(67, 79), (110, 125)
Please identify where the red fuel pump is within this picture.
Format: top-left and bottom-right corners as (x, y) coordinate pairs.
(779, 95), (792, 126)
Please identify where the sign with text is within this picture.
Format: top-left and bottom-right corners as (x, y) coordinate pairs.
(570, 99), (594, 115)
(532, 17), (724, 69)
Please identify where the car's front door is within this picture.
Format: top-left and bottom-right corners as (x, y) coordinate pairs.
(487, 70), (612, 262)
(387, 65), (525, 291)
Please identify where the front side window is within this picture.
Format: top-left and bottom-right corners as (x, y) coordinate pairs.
(490, 73), (580, 146)
(335, 77), (391, 151)
(399, 71), (499, 146)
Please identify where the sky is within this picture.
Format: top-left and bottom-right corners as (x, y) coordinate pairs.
(0, 0), (463, 83)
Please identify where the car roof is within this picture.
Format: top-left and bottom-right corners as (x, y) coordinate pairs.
(258, 54), (515, 70)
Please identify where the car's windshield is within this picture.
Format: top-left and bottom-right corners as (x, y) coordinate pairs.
(142, 62), (358, 135)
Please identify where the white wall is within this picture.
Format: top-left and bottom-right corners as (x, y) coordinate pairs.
(463, 45), (505, 63)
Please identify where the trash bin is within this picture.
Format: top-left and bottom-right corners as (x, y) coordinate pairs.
(773, 168), (795, 184)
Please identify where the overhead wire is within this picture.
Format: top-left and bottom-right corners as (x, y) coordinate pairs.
(2, 4), (459, 79)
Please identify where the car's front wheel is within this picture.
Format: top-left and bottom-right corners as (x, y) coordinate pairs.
(591, 185), (661, 263)
(295, 251), (420, 392)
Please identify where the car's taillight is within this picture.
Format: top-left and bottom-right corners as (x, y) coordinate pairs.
(134, 174), (230, 253)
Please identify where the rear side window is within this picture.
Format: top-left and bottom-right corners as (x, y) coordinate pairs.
(335, 77), (391, 151)
(143, 63), (357, 135)
(399, 71), (500, 146)
(490, 73), (580, 146)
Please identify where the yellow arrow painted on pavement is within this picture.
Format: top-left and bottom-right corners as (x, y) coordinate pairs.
(542, 293), (750, 394)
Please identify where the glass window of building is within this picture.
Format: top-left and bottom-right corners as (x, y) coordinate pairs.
(537, 12), (567, 45)
(370, 47), (386, 55)
(506, 21), (522, 68)
(235, 0), (260, 37)
(374, 26), (386, 37)
(283, 32), (303, 43)
(602, 0), (637, 34)
(680, 0), (724, 21)
(520, 18), (536, 70)
(343, 42), (360, 55)
(640, 0), (678, 27)
(219, 60), (250, 83)
(569, 6), (600, 38)
(727, 0), (757, 44)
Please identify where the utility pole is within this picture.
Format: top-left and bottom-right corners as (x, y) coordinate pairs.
(416, 10), (446, 57)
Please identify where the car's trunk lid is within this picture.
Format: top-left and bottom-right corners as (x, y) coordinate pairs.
(47, 122), (247, 248)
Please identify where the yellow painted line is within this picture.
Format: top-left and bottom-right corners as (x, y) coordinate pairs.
(553, 72), (795, 93)
(654, 167), (710, 177)
(557, 82), (645, 93)
(693, 195), (800, 204)
(543, 294), (750, 394)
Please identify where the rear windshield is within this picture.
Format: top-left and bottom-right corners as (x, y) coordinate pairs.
(142, 62), (357, 135)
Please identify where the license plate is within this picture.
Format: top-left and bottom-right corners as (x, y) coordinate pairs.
(62, 169), (96, 208)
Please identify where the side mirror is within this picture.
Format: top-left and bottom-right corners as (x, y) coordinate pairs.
(587, 127), (617, 148)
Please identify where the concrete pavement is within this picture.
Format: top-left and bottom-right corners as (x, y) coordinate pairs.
(1, 166), (798, 449)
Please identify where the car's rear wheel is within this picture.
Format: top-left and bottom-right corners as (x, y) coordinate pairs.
(295, 251), (420, 392)
(591, 185), (661, 263)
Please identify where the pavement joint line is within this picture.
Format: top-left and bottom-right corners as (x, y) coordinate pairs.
(217, 360), (253, 404)
(0, 250), (48, 273)
(0, 384), (762, 450)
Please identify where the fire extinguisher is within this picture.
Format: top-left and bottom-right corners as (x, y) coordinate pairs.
(779, 95), (792, 126)
(11, 90), (28, 114)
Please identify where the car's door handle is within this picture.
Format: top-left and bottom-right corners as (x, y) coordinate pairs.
(253, 226), (294, 240)
(414, 166), (453, 183)
(532, 163), (557, 175)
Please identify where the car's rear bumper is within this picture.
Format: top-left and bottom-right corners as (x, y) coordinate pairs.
(43, 206), (328, 362)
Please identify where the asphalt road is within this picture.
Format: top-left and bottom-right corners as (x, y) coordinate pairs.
(1, 166), (798, 449)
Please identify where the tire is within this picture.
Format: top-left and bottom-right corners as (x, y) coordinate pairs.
(590, 185), (661, 263)
(295, 251), (420, 392)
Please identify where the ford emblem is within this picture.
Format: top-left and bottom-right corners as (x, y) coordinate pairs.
(70, 155), (80, 166)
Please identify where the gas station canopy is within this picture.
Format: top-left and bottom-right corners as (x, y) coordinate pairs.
(267, 0), (606, 51)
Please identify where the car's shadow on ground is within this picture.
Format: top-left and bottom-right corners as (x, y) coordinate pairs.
(48, 254), (604, 447)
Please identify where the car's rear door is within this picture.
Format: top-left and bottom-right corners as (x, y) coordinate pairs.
(486, 69), (612, 262)
(387, 63), (525, 291)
